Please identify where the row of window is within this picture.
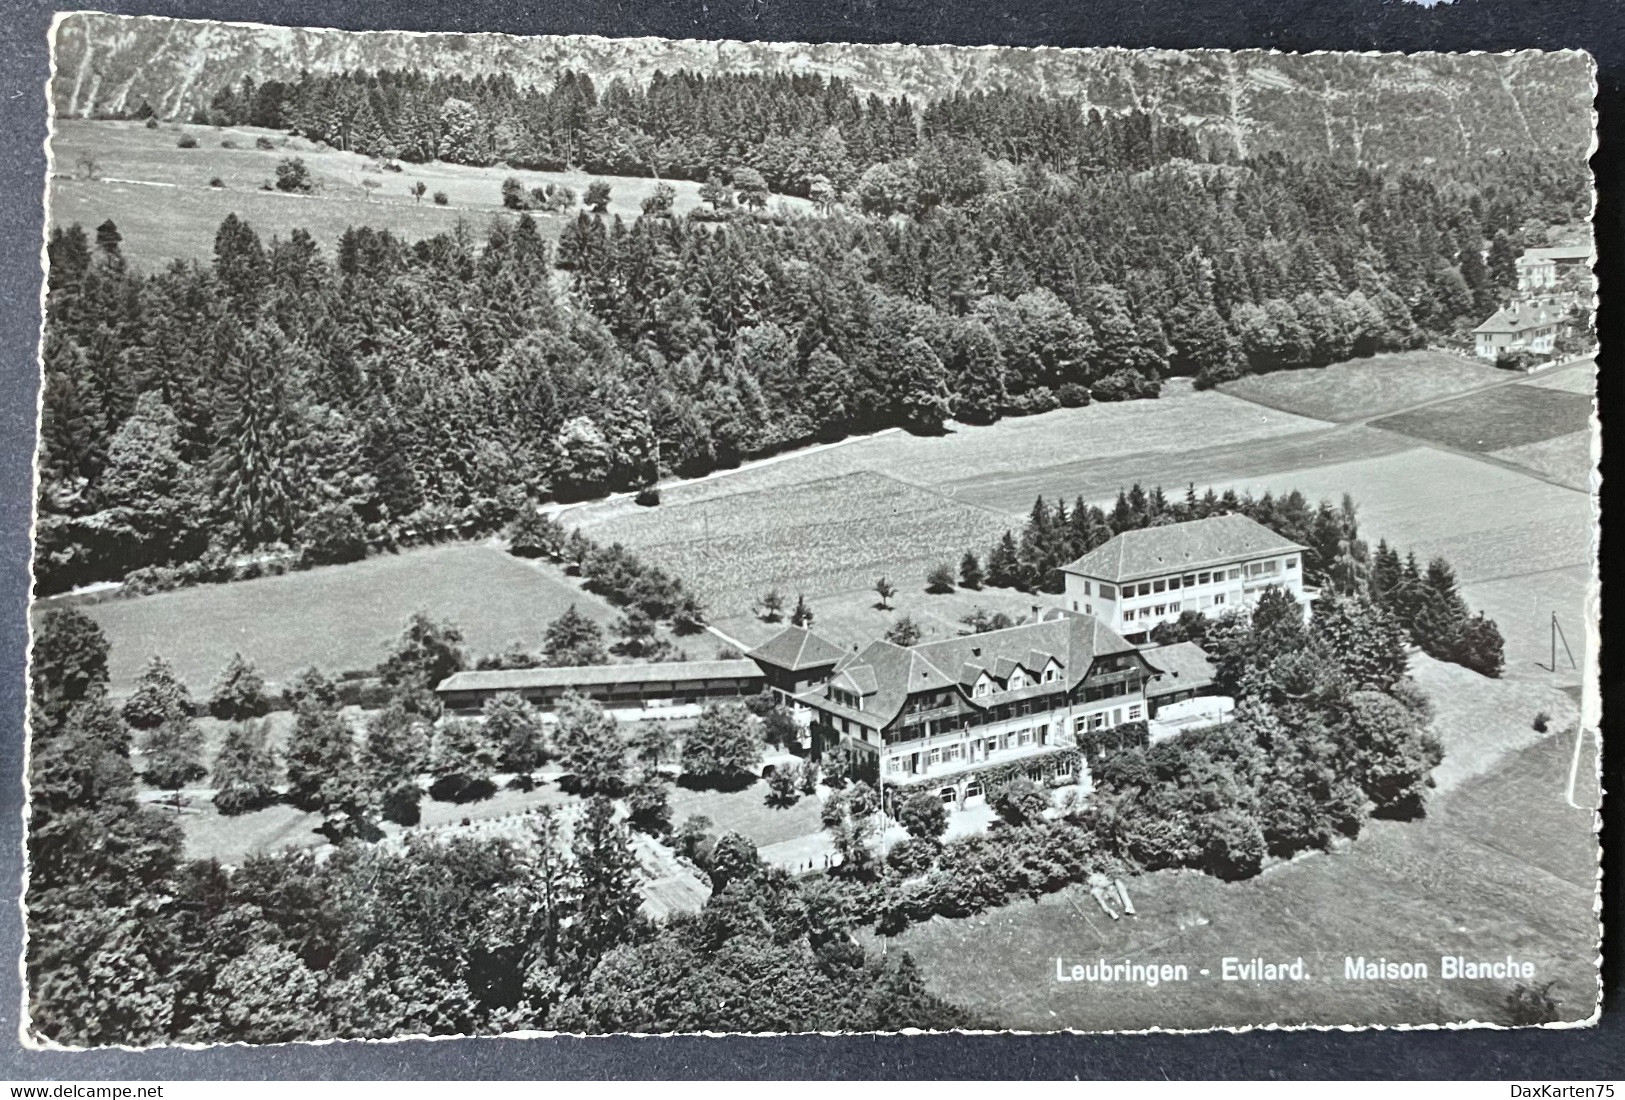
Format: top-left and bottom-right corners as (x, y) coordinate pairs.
(885, 727), (1046, 773)
(1074, 702), (1143, 733)
(1109, 558), (1299, 601)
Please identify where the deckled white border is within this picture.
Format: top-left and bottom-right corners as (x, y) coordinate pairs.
(20, 10), (1605, 1051)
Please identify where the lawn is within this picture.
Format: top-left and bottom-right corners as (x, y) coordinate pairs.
(49, 119), (811, 266)
(1521, 361), (1597, 395)
(1458, 564), (1595, 690)
(667, 780), (828, 848)
(1492, 430), (1596, 491)
(881, 730), (1598, 1031)
(1219, 350), (1508, 422)
(50, 541), (618, 695)
(583, 471), (1015, 625)
(1372, 385), (1593, 453)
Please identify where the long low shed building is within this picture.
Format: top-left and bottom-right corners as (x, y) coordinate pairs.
(437, 659), (766, 714)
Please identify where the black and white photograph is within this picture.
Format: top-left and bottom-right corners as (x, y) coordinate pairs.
(25, 10), (1601, 1046)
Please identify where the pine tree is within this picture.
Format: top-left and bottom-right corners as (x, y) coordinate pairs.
(958, 550), (984, 590)
(211, 717), (281, 814)
(565, 794), (644, 979)
(554, 692), (627, 795)
(542, 604), (607, 667)
(140, 713), (205, 805)
(789, 594), (815, 627)
(122, 656), (194, 731)
(484, 691), (547, 784)
(208, 652), (270, 721)
(283, 697), (357, 811)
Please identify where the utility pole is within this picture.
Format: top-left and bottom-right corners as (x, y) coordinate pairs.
(1548, 611), (1578, 672)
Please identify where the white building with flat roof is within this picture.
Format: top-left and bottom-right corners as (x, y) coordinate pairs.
(1060, 513), (1311, 643)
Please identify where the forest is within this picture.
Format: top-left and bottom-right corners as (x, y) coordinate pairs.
(36, 64), (1588, 598)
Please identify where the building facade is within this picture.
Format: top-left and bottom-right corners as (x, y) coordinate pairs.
(1060, 513), (1310, 644)
(1472, 300), (1559, 361)
(759, 613), (1164, 806)
(1515, 244), (1593, 294)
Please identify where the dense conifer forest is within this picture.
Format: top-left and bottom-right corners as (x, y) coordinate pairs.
(37, 66), (1587, 598)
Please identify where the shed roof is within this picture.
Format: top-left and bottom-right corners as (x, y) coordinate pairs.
(1062, 514), (1304, 584)
(1142, 641), (1217, 697)
(437, 659), (763, 694)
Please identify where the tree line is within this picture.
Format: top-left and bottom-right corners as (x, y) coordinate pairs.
(27, 605), (970, 1044)
(946, 483), (1503, 677)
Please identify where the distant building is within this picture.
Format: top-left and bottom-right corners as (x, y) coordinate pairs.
(436, 659), (765, 715)
(1060, 513), (1311, 644)
(1514, 244), (1593, 294)
(1472, 300), (1560, 361)
(765, 612), (1165, 807)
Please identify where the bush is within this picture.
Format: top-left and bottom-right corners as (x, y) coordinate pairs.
(886, 836), (938, 877)
(505, 508), (563, 559)
(1495, 348), (1542, 372)
(209, 653), (270, 721)
(209, 177), (225, 188)
(1532, 710), (1551, 733)
(274, 157), (313, 193)
(1091, 369), (1161, 402)
(144, 117), (159, 130)
(989, 776), (1050, 825)
(1451, 613), (1506, 678)
(1006, 386), (1059, 416)
(1057, 382), (1091, 408)
(255, 135), (275, 150)
(432, 191), (448, 206)
(221, 139), (238, 149)
(177, 135), (198, 149)
(634, 486), (661, 507)
(298, 503), (369, 566)
(1195, 358), (1247, 389)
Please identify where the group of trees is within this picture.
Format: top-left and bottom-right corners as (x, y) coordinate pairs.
(29, 605), (964, 1042)
(958, 482), (1503, 676)
(861, 585), (1444, 932)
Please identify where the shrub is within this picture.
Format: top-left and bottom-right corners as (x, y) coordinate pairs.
(298, 503), (369, 566)
(1451, 613), (1506, 678)
(764, 765), (799, 808)
(897, 787), (949, 841)
(925, 562), (956, 594)
(1006, 386), (1059, 415)
(255, 136), (275, 150)
(505, 509), (563, 559)
(1091, 369), (1161, 402)
(1532, 710), (1551, 733)
(221, 139), (238, 149)
(634, 486), (661, 507)
(886, 836), (939, 878)
(209, 176), (225, 188)
(1057, 382), (1091, 408)
(989, 776), (1050, 825)
(274, 157), (313, 193)
(144, 117), (159, 130)
(380, 781), (422, 826)
(177, 135), (198, 149)
(432, 190), (448, 205)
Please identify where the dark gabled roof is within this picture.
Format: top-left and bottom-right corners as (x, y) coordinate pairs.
(747, 625), (847, 672)
(437, 659), (763, 694)
(831, 664), (878, 696)
(1062, 514), (1305, 584)
(1473, 300), (1559, 335)
(1142, 641), (1217, 696)
(807, 613), (1139, 727)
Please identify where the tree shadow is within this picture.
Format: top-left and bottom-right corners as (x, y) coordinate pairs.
(429, 775), (497, 803)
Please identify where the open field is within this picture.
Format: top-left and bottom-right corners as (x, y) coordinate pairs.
(585, 470), (1014, 625)
(1409, 651), (1581, 792)
(940, 424), (1413, 515)
(1492, 430), (1596, 491)
(1219, 350), (1508, 422)
(1459, 564), (1596, 684)
(49, 542), (618, 695)
(1522, 363), (1598, 394)
(49, 119), (812, 266)
(1372, 384), (1593, 453)
(881, 729), (1598, 1030)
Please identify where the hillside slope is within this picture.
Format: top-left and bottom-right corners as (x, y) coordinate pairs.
(52, 12), (1593, 169)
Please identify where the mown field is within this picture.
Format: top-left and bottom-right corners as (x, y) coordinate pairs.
(584, 470), (1015, 628)
(1372, 384), (1593, 453)
(1218, 350), (1508, 422)
(1491, 431), (1595, 492)
(49, 119), (812, 266)
(880, 727), (1598, 1031)
(50, 542), (619, 695)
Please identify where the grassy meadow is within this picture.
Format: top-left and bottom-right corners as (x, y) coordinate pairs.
(1374, 384), (1594, 453)
(49, 118), (812, 266)
(878, 725), (1598, 1031)
(52, 541), (620, 695)
(1217, 350), (1508, 422)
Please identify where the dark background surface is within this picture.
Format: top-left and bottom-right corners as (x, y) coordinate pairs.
(0, 0), (1618, 1080)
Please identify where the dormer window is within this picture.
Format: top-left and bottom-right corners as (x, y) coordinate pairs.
(1044, 668), (1059, 683)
